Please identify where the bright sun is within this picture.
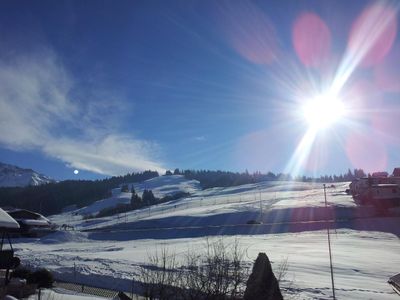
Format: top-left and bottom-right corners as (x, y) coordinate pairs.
(302, 93), (346, 130)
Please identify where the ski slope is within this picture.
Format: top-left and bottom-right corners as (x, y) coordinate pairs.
(12, 176), (400, 299)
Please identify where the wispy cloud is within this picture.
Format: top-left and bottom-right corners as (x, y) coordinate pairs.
(193, 136), (206, 142)
(0, 48), (165, 176)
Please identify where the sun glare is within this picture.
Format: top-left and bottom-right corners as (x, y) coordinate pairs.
(302, 93), (346, 130)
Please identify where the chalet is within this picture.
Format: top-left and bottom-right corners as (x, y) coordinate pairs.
(393, 168), (400, 177)
(349, 168), (400, 208)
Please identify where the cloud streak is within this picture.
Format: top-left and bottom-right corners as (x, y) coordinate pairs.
(0, 48), (165, 176)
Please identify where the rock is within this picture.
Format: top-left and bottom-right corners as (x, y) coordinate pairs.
(244, 252), (283, 300)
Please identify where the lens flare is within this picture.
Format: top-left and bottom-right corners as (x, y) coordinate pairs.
(302, 93), (346, 130)
(332, 2), (398, 95)
(284, 128), (317, 178)
(346, 132), (388, 172)
(348, 2), (397, 67)
(292, 12), (331, 68)
(218, 1), (279, 65)
(374, 43), (400, 92)
(284, 2), (398, 178)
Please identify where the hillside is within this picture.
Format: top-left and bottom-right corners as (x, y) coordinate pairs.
(0, 170), (160, 215)
(75, 175), (201, 216)
(12, 179), (400, 299)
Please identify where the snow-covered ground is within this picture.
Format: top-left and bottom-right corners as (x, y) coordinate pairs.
(11, 176), (400, 299)
(27, 288), (108, 300)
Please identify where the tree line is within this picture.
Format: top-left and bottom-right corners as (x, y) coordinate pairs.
(166, 168), (367, 189)
(0, 170), (159, 216)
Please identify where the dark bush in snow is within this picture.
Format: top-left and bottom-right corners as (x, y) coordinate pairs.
(11, 266), (32, 279)
(28, 268), (54, 288)
(244, 253), (283, 300)
(246, 220), (261, 225)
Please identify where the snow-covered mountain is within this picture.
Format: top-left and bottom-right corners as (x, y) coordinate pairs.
(0, 162), (54, 187)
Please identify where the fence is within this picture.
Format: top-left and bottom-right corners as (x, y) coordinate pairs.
(54, 280), (119, 298)
(80, 189), (293, 231)
(52, 279), (144, 299)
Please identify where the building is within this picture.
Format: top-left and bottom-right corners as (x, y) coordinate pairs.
(4, 209), (56, 237)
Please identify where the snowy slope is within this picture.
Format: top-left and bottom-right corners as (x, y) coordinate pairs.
(76, 189), (133, 216)
(72, 175), (201, 217)
(131, 174), (201, 198)
(0, 162), (54, 187)
(13, 180), (400, 299)
(54, 180), (354, 231)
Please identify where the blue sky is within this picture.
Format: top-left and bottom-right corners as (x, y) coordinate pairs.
(0, 0), (399, 180)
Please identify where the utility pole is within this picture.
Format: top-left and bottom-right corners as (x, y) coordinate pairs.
(131, 277), (135, 299)
(324, 184), (336, 299)
(258, 188), (263, 223)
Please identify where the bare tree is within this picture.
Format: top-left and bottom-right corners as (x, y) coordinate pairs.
(276, 257), (289, 283)
(139, 239), (250, 300)
(275, 256), (299, 300)
(139, 248), (180, 300)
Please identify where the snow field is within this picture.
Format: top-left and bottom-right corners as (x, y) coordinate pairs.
(13, 229), (400, 299)
(14, 176), (400, 299)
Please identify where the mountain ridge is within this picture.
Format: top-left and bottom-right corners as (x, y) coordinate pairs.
(0, 162), (54, 187)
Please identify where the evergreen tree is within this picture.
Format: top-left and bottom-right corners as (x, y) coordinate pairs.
(346, 169), (353, 180)
(131, 192), (142, 209)
(142, 189), (157, 205)
(121, 184), (129, 192)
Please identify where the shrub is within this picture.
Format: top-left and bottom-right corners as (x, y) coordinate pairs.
(82, 214), (95, 220)
(246, 220), (261, 225)
(139, 248), (180, 299)
(28, 268), (54, 288)
(139, 238), (250, 299)
(12, 266), (32, 279)
(121, 184), (130, 192)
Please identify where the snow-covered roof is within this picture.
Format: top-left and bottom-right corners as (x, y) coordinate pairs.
(389, 273), (400, 295)
(0, 208), (20, 229)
